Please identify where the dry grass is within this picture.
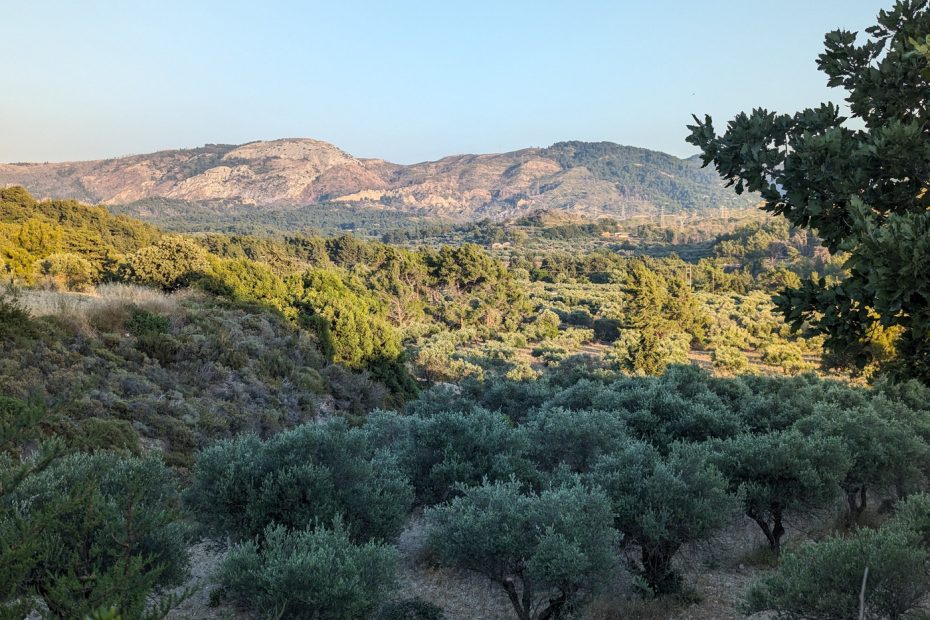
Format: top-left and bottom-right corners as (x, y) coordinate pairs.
(17, 284), (184, 333)
(739, 544), (779, 569)
(586, 594), (686, 620)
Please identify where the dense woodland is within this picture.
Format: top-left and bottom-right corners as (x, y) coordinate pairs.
(4, 2), (930, 619)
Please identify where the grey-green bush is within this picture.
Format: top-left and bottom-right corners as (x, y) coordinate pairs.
(187, 418), (413, 542)
(426, 479), (618, 620)
(588, 441), (735, 595)
(746, 525), (928, 619)
(219, 521), (397, 620)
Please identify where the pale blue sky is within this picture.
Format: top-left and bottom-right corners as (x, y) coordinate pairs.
(2, 1), (882, 163)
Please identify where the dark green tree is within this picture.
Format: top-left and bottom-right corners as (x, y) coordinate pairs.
(3, 452), (188, 619)
(291, 268), (403, 369)
(687, 1), (930, 381)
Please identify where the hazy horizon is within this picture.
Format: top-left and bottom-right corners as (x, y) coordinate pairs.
(3, 0), (879, 164)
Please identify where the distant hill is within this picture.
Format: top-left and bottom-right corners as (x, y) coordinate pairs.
(0, 138), (758, 225)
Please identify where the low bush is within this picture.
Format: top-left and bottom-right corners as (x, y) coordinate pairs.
(187, 419), (413, 543)
(746, 525), (928, 619)
(2, 452), (188, 618)
(219, 521), (397, 620)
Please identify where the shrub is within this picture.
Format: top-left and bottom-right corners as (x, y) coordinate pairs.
(504, 361), (538, 382)
(522, 406), (627, 473)
(588, 441), (734, 595)
(711, 344), (751, 375)
(531, 343), (568, 365)
(399, 408), (532, 505)
(524, 309), (561, 341)
(67, 417), (141, 453)
(219, 521), (397, 620)
(120, 236), (211, 291)
(593, 317), (621, 343)
(0, 293), (33, 342)
(761, 343), (815, 375)
(565, 308), (595, 328)
(35, 252), (96, 291)
(426, 480), (618, 620)
(890, 493), (930, 546)
(124, 308), (170, 336)
(0, 397), (60, 619)
(746, 525), (928, 619)
(187, 419), (412, 543)
(205, 257), (289, 313)
(611, 329), (690, 376)
(2, 452), (188, 618)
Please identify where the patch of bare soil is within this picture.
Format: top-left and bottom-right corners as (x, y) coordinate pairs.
(164, 541), (248, 620)
(392, 514), (514, 620)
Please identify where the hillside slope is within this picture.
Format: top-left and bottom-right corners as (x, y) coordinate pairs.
(0, 139), (758, 223)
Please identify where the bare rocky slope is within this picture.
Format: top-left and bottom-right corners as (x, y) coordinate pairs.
(0, 138), (757, 222)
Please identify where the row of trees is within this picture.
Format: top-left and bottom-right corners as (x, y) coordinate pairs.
(173, 368), (930, 619)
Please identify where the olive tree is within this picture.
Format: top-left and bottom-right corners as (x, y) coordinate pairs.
(219, 521), (397, 620)
(588, 441), (735, 595)
(426, 480), (618, 620)
(711, 430), (849, 553)
(521, 406), (628, 473)
(746, 525), (927, 619)
(794, 401), (930, 519)
(373, 408), (533, 506)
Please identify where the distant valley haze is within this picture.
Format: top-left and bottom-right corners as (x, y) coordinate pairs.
(0, 137), (760, 222)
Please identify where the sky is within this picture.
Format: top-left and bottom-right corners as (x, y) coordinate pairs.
(1, 0), (883, 164)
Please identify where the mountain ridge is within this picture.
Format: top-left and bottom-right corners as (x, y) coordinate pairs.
(0, 138), (758, 222)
